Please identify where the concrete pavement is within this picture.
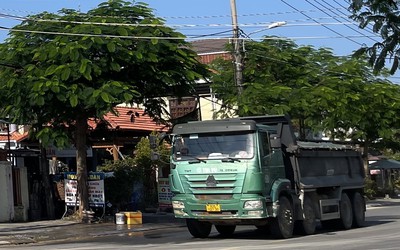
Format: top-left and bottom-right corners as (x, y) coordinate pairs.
(1, 198), (399, 246)
(0, 212), (185, 246)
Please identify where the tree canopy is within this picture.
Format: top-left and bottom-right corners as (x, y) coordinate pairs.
(0, 0), (208, 218)
(349, 0), (400, 74)
(210, 38), (400, 156)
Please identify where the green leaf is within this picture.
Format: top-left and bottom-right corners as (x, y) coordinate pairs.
(70, 49), (79, 61)
(79, 59), (88, 74)
(45, 65), (58, 76)
(123, 93), (133, 101)
(151, 39), (158, 45)
(57, 94), (67, 101)
(94, 28), (102, 35)
(83, 65), (92, 81)
(135, 52), (143, 59)
(110, 62), (121, 71)
(100, 92), (110, 103)
(117, 27), (128, 36)
(107, 42), (116, 53)
(61, 68), (71, 81)
(51, 84), (60, 93)
(36, 96), (45, 106)
(69, 94), (78, 107)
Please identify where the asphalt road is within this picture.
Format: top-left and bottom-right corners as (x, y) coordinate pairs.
(3, 203), (400, 250)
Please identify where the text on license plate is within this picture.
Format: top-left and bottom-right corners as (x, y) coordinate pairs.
(206, 204), (221, 212)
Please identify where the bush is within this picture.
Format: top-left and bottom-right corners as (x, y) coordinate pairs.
(99, 132), (170, 211)
(99, 157), (141, 211)
(364, 177), (377, 200)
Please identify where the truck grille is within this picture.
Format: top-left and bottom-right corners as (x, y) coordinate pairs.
(181, 174), (244, 194)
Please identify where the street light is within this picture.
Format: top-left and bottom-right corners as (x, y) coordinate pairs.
(247, 21), (287, 37)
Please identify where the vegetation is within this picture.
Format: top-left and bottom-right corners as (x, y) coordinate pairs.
(349, 0), (400, 74)
(99, 133), (169, 211)
(210, 38), (400, 169)
(0, 0), (208, 219)
(364, 177), (378, 200)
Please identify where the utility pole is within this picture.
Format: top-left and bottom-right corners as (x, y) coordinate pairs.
(230, 0), (243, 95)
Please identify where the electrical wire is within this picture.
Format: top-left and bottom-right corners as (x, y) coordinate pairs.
(331, 0), (381, 37)
(0, 24), (386, 42)
(0, 11), (360, 30)
(308, 0), (378, 43)
(0, 7), (352, 20)
(281, 0), (363, 46)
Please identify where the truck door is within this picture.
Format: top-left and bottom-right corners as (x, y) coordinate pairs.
(259, 130), (285, 195)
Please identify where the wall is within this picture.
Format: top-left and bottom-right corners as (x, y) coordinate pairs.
(13, 166), (30, 222)
(0, 161), (14, 222)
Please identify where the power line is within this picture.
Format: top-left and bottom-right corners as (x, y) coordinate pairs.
(0, 7), (351, 20)
(309, 0), (378, 43)
(0, 24), (384, 41)
(330, 0), (379, 38)
(0, 11), (359, 29)
(281, 0), (363, 46)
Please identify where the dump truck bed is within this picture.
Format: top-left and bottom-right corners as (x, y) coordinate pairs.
(288, 141), (364, 189)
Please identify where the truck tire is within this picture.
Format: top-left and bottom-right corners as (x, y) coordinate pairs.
(352, 192), (366, 227)
(186, 219), (212, 238)
(215, 225), (236, 236)
(321, 193), (353, 230)
(270, 196), (294, 239)
(296, 198), (316, 235)
(339, 193), (353, 229)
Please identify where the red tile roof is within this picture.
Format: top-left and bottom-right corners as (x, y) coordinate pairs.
(0, 131), (29, 142)
(89, 106), (170, 132)
(191, 39), (232, 64)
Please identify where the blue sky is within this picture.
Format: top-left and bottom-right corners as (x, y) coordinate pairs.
(0, 0), (398, 82)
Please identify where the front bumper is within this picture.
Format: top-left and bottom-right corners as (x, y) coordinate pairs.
(172, 194), (274, 220)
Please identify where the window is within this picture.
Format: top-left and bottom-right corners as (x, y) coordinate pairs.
(173, 132), (255, 160)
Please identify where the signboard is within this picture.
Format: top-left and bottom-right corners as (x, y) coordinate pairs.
(64, 172), (105, 207)
(47, 145), (93, 158)
(157, 178), (173, 208)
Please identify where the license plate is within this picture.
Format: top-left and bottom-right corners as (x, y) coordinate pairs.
(206, 204), (221, 212)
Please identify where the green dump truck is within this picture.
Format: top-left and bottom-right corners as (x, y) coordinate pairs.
(168, 115), (365, 239)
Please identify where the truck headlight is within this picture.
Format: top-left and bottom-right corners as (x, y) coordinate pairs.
(244, 200), (263, 209)
(172, 201), (185, 209)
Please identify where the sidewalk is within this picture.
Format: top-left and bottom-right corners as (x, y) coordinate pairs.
(0, 212), (185, 246)
(1, 198), (400, 246)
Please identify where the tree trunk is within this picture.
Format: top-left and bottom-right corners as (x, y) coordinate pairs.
(75, 113), (89, 221)
(363, 140), (370, 177)
(40, 146), (55, 219)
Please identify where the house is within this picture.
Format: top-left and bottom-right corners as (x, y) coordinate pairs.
(166, 39), (231, 122)
(0, 106), (169, 222)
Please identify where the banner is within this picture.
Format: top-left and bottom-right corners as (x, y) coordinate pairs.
(157, 178), (173, 208)
(64, 172), (105, 207)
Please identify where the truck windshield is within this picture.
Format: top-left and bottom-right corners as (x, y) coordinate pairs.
(173, 132), (254, 161)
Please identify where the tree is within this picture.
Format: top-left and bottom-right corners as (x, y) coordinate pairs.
(210, 38), (400, 171)
(0, 0), (208, 220)
(211, 39), (344, 135)
(349, 0), (400, 74)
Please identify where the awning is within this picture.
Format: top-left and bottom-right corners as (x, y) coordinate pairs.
(369, 159), (400, 170)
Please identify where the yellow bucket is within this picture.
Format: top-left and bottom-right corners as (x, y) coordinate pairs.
(124, 211), (142, 225)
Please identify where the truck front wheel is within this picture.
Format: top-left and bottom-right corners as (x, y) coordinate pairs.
(270, 196), (294, 239)
(186, 219), (212, 238)
(215, 225), (236, 236)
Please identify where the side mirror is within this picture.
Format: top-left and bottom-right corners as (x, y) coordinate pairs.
(270, 134), (281, 149)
